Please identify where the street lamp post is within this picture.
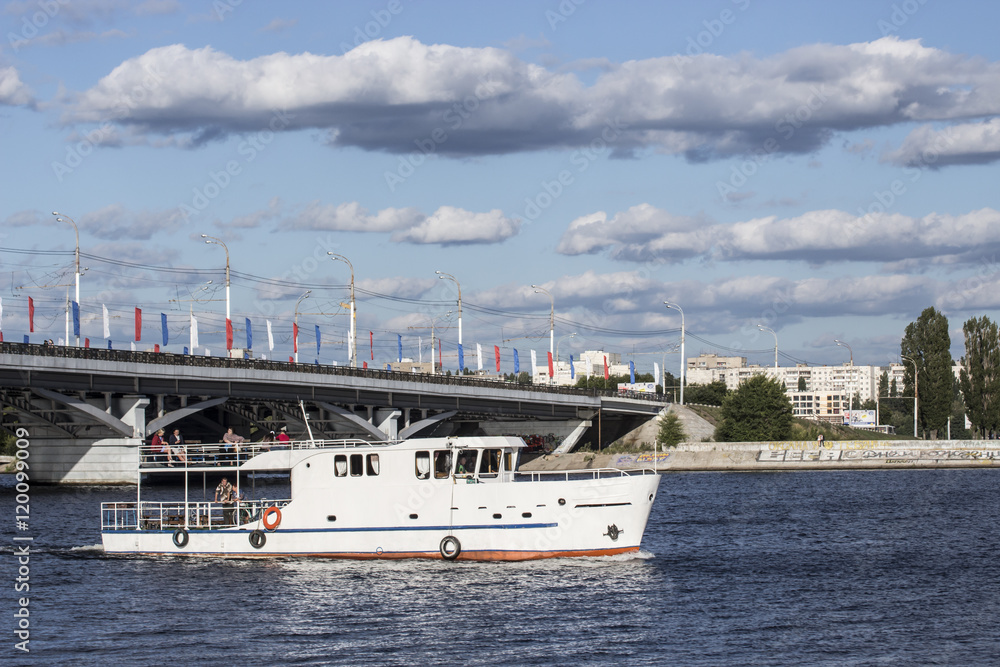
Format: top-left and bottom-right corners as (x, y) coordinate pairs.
(436, 271), (462, 373)
(901, 355), (919, 438)
(835, 339), (855, 408)
(665, 302), (685, 405)
(328, 253), (356, 368)
(758, 324), (778, 369)
(531, 284), (554, 354)
(556, 332), (577, 363)
(532, 285), (555, 384)
(201, 235), (231, 350)
(294, 290), (311, 363)
(53, 212), (80, 346)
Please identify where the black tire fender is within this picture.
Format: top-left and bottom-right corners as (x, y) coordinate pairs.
(439, 535), (461, 560)
(172, 528), (189, 548)
(249, 529), (266, 549)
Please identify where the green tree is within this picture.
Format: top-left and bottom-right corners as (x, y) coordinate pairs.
(684, 380), (730, 406)
(878, 371), (889, 398)
(797, 376), (806, 391)
(716, 375), (793, 442)
(958, 315), (1000, 438)
(656, 412), (686, 447)
(901, 307), (953, 438)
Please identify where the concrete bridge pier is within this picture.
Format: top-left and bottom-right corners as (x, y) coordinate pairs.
(20, 393), (150, 484)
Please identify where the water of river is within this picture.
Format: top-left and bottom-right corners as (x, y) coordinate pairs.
(2, 469), (998, 666)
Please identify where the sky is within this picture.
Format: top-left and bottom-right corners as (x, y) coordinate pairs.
(2, 0), (1000, 374)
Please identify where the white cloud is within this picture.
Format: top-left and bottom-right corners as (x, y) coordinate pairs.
(0, 66), (35, 106)
(885, 119), (1000, 167)
(391, 207), (520, 245)
(279, 201), (423, 233)
(557, 204), (713, 261)
(74, 204), (183, 240)
(558, 204), (1000, 266)
(259, 18), (298, 34)
(63, 36), (1000, 160)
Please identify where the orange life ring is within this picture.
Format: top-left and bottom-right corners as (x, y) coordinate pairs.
(262, 506), (282, 530)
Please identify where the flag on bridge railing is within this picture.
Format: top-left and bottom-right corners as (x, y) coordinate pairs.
(246, 318), (252, 350)
(458, 343), (464, 372)
(72, 301), (80, 337)
(161, 313), (168, 347)
(266, 320), (274, 351)
(547, 351), (554, 378)
(654, 362), (660, 386)
(225, 318), (233, 350)
(570, 355), (575, 380)
(493, 345), (499, 372)
(0, 296), (3, 335)
(102, 304), (110, 339)
(629, 360), (635, 384)
(530, 349), (537, 375)
(134, 307), (141, 341)
(28, 297), (34, 332)
(514, 349), (520, 374)
(293, 322), (299, 353)
(315, 324), (321, 355)
(476, 343), (482, 371)
(370, 331), (374, 360)
(604, 355), (609, 380)
(398, 334), (402, 362)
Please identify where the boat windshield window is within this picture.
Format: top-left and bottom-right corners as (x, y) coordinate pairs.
(479, 449), (501, 477)
(433, 451), (451, 479)
(456, 449), (477, 476)
(415, 451), (430, 479)
(334, 454), (347, 477)
(350, 454), (363, 477)
(366, 453), (380, 476)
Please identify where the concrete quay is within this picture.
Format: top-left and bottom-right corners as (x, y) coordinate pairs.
(521, 440), (1000, 472)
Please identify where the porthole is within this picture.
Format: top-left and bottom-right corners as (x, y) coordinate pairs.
(558, 498), (566, 506)
(327, 515), (337, 522)
(409, 513), (418, 519)
(493, 513), (502, 519)
(522, 512), (532, 518)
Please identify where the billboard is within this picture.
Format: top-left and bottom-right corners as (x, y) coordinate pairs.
(618, 382), (657, 393)
(843, 410), (876, 426)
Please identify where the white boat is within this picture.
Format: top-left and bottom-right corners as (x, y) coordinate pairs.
(101, 436), (661, 561)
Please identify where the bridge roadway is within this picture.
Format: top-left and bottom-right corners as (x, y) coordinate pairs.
(0, 342), (664, 483)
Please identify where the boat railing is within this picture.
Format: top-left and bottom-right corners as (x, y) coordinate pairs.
(139, 437), (390, 469)
(513, 467), (657, 482)
(101, 498), (292, 531)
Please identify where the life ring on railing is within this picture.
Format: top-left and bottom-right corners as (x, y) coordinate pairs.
(172, 528), (189, 548)
(262, 506), (282, 531)
(439, 535), (461, 560)
(249, 529), (266, 549)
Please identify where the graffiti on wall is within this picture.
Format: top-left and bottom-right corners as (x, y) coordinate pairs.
(757, 449), (1000, 463)
(614, 452), (671, 467)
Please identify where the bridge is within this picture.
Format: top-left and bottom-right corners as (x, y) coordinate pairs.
(0, 342), (665, 482)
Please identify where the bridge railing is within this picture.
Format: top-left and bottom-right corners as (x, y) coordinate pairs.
(1, 341), (668, 404)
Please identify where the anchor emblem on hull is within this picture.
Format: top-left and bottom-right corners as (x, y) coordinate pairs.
(604, 524), (622, 541)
